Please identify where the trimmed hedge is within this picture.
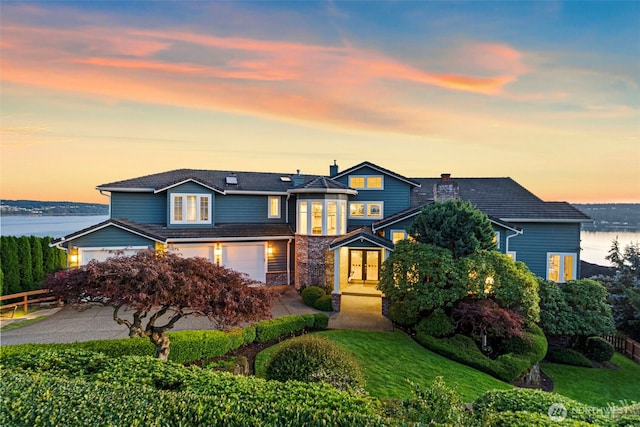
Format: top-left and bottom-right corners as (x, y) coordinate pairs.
(545, 348), (592, 368)
(1, 314), (330, 364)
(314, 295), (334, 311)
(1, 370), (390, 427)
(415, 311), (454, 337)
(583, 336), (614, 362)
(254, 315), (307, 343)
(415, 333), (531, 382)
(265, 335), (365, 392)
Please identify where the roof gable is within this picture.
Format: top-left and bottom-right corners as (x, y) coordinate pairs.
(333, 161), (420, 187)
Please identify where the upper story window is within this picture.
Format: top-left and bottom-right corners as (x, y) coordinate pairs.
(297, 200), (346, 236)
(349, 201), (383, 219)
(391, 230), (407, 243)
(349, 175), (384, 190)
(268, 196), (281, 218)
(171, 194), (211, 224)
(494, 232), (500, 249)
(547, 253), (576, 283)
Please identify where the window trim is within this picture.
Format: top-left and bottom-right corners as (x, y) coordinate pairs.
(268, 196), (281, 219)
(546, 252), (577, 283)
(171, 193), (212, 224)
(297, 199), (346, 236)
(494, 231), (500, 249)
(348, 201), (384, 219)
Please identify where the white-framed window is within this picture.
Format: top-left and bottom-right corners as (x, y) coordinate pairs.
(547, 252), (576, 283)
(297, 200), (346, 236)
(507, 251), (517, 260)
(268, 196), (281, 218)
(171, 194), (211, 224)
(494, 231), (500, 249)
(391, 229), (407, 243)
(348, 201), (383, 219)
(348, 175), (384, 190)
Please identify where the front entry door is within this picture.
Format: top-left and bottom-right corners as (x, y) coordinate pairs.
(349, 250), (380, 283)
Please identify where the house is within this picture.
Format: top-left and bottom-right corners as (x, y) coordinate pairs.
(52, 161), (591, 311)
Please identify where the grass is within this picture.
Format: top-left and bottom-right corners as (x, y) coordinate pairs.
(0, 316), (47, 332)
(542, 352), (640, 407)
(255, 329), (511, 402)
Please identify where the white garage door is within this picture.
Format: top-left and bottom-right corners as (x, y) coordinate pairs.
(79, 247), (145, 266)
(222, 244), (266, 283)
(174, 245), (213, 261)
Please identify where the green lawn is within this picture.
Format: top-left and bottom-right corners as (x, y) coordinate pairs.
(255, 329), (511, 402)
(542, 353), (640, 407)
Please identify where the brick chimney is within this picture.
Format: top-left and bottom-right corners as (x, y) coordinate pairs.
(329, 160), (339, 177)
(434, 173), (459, 201)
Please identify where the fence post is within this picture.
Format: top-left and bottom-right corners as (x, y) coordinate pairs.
(23, 294), (29, 314)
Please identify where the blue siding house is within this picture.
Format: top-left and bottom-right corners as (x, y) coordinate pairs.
(53, 161), (590, 311)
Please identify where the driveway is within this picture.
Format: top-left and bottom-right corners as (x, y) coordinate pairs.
(0, 289), (392, 346)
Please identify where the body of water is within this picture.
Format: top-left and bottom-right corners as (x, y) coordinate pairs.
(1, 215), (638, 266)
(0, 215), (109, 239)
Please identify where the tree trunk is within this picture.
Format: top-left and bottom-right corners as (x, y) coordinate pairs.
(150, 332), (171, 361)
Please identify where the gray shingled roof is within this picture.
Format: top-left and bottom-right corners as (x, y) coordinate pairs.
(333, 161), (421, 187)
(329, 226), (395, 250)
(98, 169), (320, 193)
(411, 177), (590, 221)
(288, 176), (357, 194)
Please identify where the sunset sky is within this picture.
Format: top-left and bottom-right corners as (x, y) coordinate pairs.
(1, 1), (638, 204)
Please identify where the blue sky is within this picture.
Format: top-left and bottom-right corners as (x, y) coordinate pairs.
(1, 1), (638, 203)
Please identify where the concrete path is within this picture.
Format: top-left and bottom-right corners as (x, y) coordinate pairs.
(0, 288), (392, 346)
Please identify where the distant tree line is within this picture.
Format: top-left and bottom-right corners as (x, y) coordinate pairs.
(0, 236), (66, 296)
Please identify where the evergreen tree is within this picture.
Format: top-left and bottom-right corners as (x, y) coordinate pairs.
(408, 199), (497, 259)
(41, 237), (58, 273)
(30, 236), (45, 286)
(17, 236), (34, 291)
(1, 236), (21, 294)
(56, 247), (67, 270)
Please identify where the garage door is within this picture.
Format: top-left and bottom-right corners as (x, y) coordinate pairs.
(174, 245), (213, 261)
(222, 244), (266, 283)
(79, 247), (144, 266)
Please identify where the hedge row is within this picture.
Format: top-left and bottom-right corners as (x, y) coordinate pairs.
(0, 313), (330, 365)
(415, 332), (534, 383)
(1, 369), (390, 427)
(473, 388), (640, 426)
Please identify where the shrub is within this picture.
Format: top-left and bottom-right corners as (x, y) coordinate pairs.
(399, 377), (471, 426)
(312, 313), (329, 329)
(545, 348), (592, 367)
(1, 370), (389, 427)
(242, 325), (256, 344)
(301, 286), (325, 307)
(583, 336), (614, 362)
(388, 301), (419, 326)
(166, 330), (233, 364)
(500, 323), (548, 365)
(254, 315), (306, 343)
(415, 310), (454, 337)
(0, 348), (109, 378)
(301, 313), (316, 328)
(265, 334), (365, 392)
(314, 295), (334, 312)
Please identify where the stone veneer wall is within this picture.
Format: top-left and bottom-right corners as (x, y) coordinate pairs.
(266, 271), (290, 286)
(294, 234), (335, 290)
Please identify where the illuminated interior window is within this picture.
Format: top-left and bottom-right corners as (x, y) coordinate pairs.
(367, 176), (383, 189)
(268, 196), (280, 218)
(312, 202), (323, 235)
(349, 202), (383, 219)
(547, 253), (576, 283)
(171, 194), (211, 224)
(349, 176), (365, 188)
(391, 230), (407, 243)
(327, 202), (337, 235)
(298, 202), (308, 234)
(348, 175), (383, 189)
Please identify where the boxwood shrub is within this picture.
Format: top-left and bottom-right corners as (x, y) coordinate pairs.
(312, 313), (330, 329)
(545, 348), (592, 368)
(301, 286), (325, 307)
(583, 336), (614, 362)
(314, 295), (334, 312)
(265, 334), (365, 392)
(388, 301), (419, 326)
(254, 315), (307, 343)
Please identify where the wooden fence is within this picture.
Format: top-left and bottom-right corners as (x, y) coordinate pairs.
(604, 335), (640, 364)
(0, 289), (60, 318)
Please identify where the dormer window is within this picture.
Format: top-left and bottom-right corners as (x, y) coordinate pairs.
(349, 175), (384, 189)
(171, 194), (211, 224)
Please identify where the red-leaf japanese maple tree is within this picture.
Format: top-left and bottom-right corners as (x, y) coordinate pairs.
(47, 249), (275, 360)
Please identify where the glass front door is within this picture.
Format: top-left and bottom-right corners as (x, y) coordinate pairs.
(349, 249), (380, 283)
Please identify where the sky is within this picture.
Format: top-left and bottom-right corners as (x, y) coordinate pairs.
(1, 1), (639, 204)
